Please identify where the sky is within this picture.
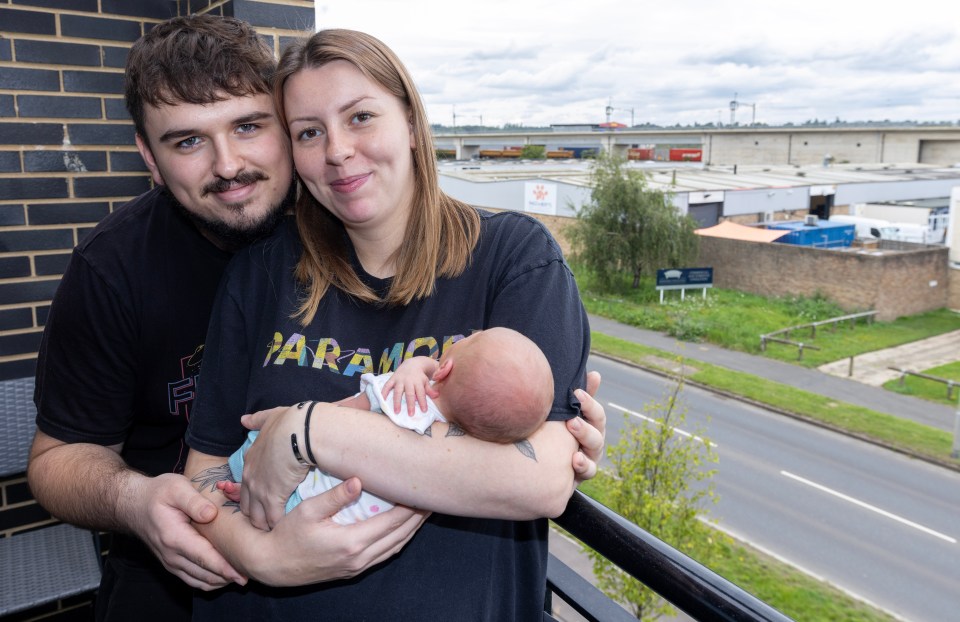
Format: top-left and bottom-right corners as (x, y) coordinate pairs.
(314, 1), (960, 129)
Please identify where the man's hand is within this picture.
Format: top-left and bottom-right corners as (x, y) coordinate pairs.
(568, 370), (606, 483)
(121, 472), (247, 590)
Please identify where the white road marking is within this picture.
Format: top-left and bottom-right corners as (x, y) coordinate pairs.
(780, 471), (956, 544)
(609, 401), (718, 447)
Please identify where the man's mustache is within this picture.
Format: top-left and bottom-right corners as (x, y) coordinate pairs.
(201, 171), (269, 196)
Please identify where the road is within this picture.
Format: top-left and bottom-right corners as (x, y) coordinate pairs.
(585, 355), (960, 622)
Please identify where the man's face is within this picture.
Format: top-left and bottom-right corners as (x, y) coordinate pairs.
(136, 93), (292, 249)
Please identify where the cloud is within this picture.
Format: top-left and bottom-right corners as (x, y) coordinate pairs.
(316, 0), (960, 127)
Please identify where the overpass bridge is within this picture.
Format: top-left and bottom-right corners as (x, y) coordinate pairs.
(433, 125), (960, 166)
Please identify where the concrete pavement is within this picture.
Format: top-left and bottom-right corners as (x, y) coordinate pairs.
(817, 329), (960, 387)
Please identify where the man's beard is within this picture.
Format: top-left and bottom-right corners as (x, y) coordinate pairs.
(167, 181), (293, 252)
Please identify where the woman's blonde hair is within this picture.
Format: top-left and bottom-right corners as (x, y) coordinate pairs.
(274, 29), (480, 323)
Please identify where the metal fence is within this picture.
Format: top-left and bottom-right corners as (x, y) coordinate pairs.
(546, 491), (795, 622)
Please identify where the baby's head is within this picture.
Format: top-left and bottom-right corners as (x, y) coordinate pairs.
(434, 327), (554, 443)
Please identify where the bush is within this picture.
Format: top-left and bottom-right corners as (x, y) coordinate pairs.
(520, 144), (546, 159)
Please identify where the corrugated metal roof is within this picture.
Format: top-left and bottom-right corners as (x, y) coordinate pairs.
(438, 160), (960, 194)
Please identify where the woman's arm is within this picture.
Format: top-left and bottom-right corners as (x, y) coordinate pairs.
(238, 377), (605, 530)
(311, 406), (578, 517)
(183, 448), (427, 587)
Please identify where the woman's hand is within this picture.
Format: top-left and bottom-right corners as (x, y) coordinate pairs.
(238, 404), (313, 530)
(254, 480), (430, 586)
(567, 370), (605, 483)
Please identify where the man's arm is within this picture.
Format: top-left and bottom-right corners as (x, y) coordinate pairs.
(27, 430), (245, 590)
(183, 449), (428, 587)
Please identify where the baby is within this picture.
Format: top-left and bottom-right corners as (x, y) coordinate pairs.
(225, 327), (554, 524)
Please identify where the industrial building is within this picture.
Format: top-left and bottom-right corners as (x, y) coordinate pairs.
(438, 158), (960, 230)
(438, 157), (960, 320)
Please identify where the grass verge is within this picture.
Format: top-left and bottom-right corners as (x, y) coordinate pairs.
(591, 331), (959, 468)
(564, 477), (899, 622)
(883, 361), (960, 407)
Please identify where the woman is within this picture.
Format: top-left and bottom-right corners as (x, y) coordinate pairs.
(185, 29), (604, 620)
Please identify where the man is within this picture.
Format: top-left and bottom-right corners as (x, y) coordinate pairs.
(27, 15), (423, 621)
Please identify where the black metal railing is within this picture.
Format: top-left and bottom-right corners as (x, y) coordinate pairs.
(546, 490), (795, 622)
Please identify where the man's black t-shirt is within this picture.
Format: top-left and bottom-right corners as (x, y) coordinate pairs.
(34, 187), (232, 619)
(187, 210), (590, 621)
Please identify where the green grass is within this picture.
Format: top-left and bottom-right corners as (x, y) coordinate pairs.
(591, 332), (960, 467)
(570, 477), (898, 622)
(883, 361), (960, 406)
(574, 266), (960, 368)
(573, 272), (957, 619)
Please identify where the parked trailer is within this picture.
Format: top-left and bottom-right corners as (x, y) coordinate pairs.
(669, 148), (702, 162)
(563, 146), (598, 159)
(478, 147), (523, 158)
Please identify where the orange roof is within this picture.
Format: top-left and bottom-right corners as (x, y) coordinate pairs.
(695, 221), (789, 243)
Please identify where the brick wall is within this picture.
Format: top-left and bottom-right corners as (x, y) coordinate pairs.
(0, 0), (313, 383)
(0, 2), (312, 619)
(947, 267), (960, 311)
(697, 236), (949, 321)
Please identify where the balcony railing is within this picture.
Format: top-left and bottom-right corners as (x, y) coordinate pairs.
(546, 490), (795, 622)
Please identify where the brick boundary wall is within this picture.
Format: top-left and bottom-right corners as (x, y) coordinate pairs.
(696, 236), (949, 321)
(0, 3), (312, 620)
(482, 210), (960, 321)
(0, 0), (314, 382)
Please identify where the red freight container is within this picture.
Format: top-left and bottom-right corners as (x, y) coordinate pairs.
(668, 148), (702, 162)
(628, 148), (655, 160)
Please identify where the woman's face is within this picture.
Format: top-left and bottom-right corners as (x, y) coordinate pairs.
(284, 60), (416, 238)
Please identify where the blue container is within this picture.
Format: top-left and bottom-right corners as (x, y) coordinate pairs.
(768, 219), (854, 248)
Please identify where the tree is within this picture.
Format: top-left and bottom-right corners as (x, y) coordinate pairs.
(520, 144), (546, 159)
(569, 154), (699, 289)
(586, 378), (719, 620)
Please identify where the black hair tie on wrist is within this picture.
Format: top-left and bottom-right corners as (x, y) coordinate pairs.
(290, 433), (308, 465)
(304, 401), (319, 466)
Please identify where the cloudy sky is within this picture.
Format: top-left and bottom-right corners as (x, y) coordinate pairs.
(314, 1), (960, 128)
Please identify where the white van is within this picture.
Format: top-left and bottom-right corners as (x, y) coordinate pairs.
(829, 215), (937, 244)
(829, 215), (898, 240)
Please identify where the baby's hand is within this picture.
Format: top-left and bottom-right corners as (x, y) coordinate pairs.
(382, 357), (438, 416)
(216, 480), (242, 503)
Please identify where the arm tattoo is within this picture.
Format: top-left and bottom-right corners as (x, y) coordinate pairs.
(190, 463), (234, 492)
(426, 423), (536, 461)
(424, 422), (466, 438)
(190, 463), (241, 512)
(515, 439), (537, 462)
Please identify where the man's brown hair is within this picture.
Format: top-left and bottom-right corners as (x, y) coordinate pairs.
(124, 14), (276, 138)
